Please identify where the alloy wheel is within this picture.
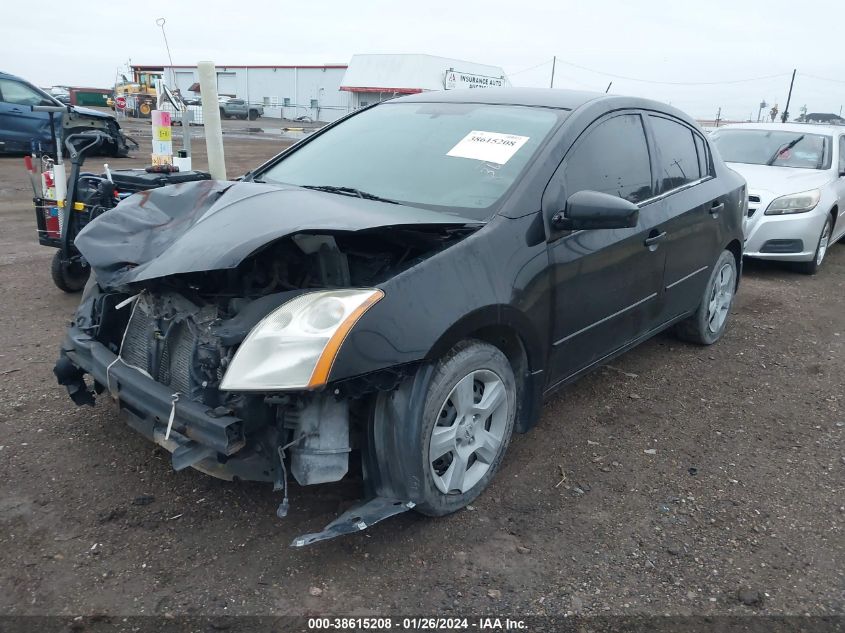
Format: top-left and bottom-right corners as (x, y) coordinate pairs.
(816, 220), (831, 266)
(429, 369), (509, 495)
(706, 262), (734, 334)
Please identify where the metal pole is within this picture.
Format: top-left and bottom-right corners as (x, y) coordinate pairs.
(781, 69), (796, 123)
(550, 56), (556, 89)
(715, 107), (721, 128)
(605, 81), (612, 93)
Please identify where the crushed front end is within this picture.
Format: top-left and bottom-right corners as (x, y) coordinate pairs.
(54, 180), (480, 544)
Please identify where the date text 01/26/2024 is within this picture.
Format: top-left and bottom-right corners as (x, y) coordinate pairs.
(307, 617), (528, 630)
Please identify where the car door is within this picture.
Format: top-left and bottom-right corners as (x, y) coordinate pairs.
(0, 77), (55, 152)
(644, 114), (724, 321)
(834, 135), (845, 243)
(544, 111), (667, 385)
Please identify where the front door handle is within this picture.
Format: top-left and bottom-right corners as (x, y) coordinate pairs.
(710, 200), (724, 216)
(644, 230), (667, 249)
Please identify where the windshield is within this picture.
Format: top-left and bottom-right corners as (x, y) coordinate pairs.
(710, 129), (831, 170)
(259, 102), (563, 218)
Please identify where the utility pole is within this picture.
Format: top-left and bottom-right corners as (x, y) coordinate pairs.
(550, 56), (556, 89)
(781, 69), (796, 123)
(715, 107), (721, 128)
(605, 81), (612, 93)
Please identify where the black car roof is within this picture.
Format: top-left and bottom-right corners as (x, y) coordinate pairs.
(394, 87), (603, 110)
(392, 87), (701, 129)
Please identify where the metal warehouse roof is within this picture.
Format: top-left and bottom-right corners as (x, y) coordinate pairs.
(131, 64), (348, 70)
(340, 53), (509, 94)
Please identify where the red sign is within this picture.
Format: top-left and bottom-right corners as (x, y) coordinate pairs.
(115, 96), (127, 110)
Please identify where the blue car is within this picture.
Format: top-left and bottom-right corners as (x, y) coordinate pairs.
(0, 71), (131, 156)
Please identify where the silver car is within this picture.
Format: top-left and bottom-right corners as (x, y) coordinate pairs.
(710, 123), (845, 274)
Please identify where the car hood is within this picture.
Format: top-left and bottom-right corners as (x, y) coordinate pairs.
(70, 105), (114, 120)
(75, 180), (481, 288)
(726, 162), (833, 196)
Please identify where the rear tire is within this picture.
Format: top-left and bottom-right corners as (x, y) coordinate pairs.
(248, 110), (260, 120)
(413, 340), (516, 517)
(675, 249), (737, 345)
(794, 215), (832, 275)
(51, 251), (90, 293)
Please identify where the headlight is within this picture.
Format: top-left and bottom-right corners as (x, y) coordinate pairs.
(220, 289), (383, 391)
(764, 189), (820, 215)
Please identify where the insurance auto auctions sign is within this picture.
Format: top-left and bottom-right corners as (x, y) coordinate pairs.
(445, 70), (506, 90)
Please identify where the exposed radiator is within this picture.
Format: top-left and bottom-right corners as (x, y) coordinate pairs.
(120, 295), (200, 397)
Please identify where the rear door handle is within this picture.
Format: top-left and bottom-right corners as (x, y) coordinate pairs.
(710, 201), (724, 216)
(644, 230), (667, 248)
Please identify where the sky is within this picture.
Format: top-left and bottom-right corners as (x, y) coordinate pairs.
(3, 0), (843, 120)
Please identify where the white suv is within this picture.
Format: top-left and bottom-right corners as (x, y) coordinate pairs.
(710, 123), (845, 274)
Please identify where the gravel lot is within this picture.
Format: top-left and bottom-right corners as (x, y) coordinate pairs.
(1, 122), (843, 619)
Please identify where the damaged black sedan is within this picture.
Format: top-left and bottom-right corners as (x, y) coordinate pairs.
(55, 88), (745, 545)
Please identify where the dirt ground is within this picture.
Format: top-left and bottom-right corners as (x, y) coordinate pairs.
(1, 122), (843, 619)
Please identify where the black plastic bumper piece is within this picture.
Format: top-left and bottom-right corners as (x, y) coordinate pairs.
(291, 497), (416, 547)
(53, 355), (95, 406)
(58, 332), (245, 456)
(761, 239), (804, 254)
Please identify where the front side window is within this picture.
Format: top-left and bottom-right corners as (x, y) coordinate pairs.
(710, 129), (832, 170)
(650, 116), (701, 192)
(0, 78), (51, 106)
(260, 102), (563, 218)
(563, 114), (653, 204)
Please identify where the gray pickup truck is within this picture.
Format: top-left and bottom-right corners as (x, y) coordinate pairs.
(219, 99), (263, 120)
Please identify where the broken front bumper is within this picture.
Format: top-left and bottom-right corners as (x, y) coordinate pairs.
(56, 324), (423, 546)
(56, 326), (275, 481)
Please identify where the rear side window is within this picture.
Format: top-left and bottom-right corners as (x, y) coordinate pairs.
(649, 115), (701, 192)
(564, 114), (653, 203)
(694, 133), (710, 177)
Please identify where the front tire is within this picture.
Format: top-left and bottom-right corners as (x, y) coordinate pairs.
(414, 340), (516, 516)
(675, 249), (737, 345)
(794, 215), (832, 275)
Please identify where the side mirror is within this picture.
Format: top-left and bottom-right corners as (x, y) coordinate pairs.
(551, 190), (640, 231)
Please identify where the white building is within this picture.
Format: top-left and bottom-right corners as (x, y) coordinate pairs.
(135, 64), (352, 122)
(340, 54), (510, 109)
(132, 54), (509, 122)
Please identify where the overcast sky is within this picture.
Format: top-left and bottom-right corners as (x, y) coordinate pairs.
(5, 0), (843, 120)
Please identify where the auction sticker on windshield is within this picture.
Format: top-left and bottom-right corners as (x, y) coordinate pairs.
(447, 130), (530, 165)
